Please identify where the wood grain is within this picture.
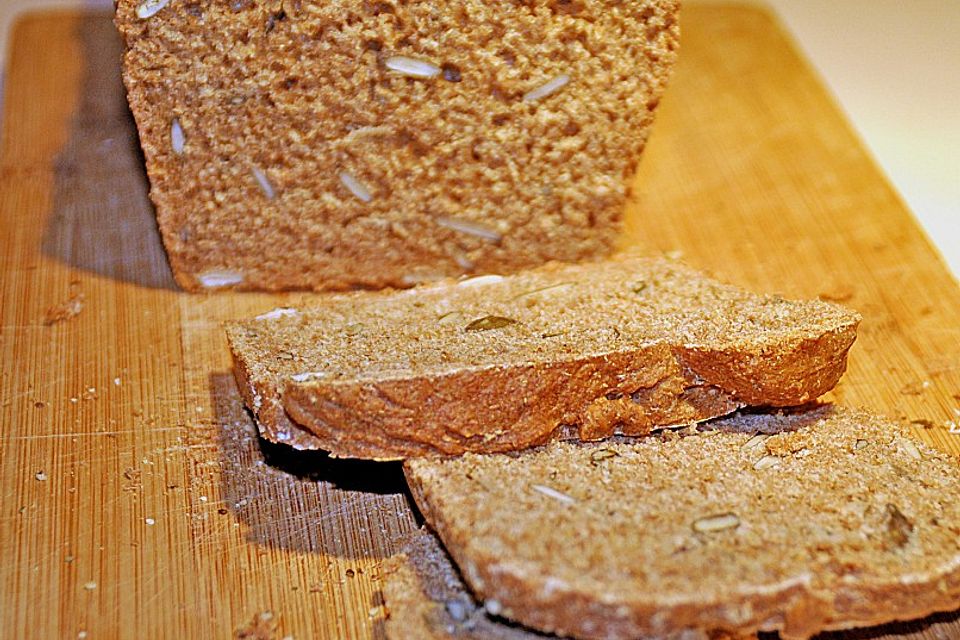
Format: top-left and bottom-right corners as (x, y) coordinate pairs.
(0, 5), (957, 639)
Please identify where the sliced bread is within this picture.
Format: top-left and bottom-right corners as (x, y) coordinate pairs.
(382, 527), (753, 640)
(226, 254), (859, 459)
(404, 406), (960, 639)
(115, 0), (679, 291)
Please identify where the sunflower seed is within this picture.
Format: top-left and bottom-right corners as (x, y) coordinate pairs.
(465, 315), (518, 331)
(136, 0), (169, 19)
(740, 434), (769, 452)
(531, 484), (576, 505)
(589, 448), (619, 465)
(170, 118), (185, 155)
(251, 166), (276, 199)
(385, 56), (441, 79)
(198, 270), (244, 288)
(457, 275), (504, 287)
(255, 307), (299, 320)
(523, 74), (570, 102)
(436, 217), (502, 243)
(339, 171), (373, 202)
(692, 513), (740, 533)
(753, 455), (781, 470)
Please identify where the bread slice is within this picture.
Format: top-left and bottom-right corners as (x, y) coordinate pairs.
(115, 0), (679, 291)
(225, 254), (859, 459)
(382, 527), (753, 640)
(404, 406), (960, 640)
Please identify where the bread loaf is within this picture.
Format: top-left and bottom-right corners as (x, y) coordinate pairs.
(225, 254), (859, 459)
(404, 406), (960, 639)
(115, 0), (679, 291)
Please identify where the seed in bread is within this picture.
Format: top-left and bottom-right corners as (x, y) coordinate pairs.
(225, 253), (859, 459)
(404, 406), (960, 639)
(115, 0), (680, 291)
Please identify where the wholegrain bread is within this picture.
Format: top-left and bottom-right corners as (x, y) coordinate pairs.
(115, 0), (679, 291)
(404, 405), (960, 640)
(382, 527), (753, 640)
(225, 254), (859, 459)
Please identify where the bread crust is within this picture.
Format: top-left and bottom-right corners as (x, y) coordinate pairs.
(382, 528), (755, 640)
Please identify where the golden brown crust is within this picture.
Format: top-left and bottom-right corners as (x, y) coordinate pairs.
(278, 346), (743, 458)
(225, 254), (859, 459)
(115, 0), (680, 291)
(404, 406), (960, 639)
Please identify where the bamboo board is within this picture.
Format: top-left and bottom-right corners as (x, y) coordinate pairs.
(1, 5), (958, 639)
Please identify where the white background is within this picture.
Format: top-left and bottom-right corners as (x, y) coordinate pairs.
(1, 0), (957, 278)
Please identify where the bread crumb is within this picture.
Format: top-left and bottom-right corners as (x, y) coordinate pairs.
(35, 471), (48, 481)
(44, 293), (85, 325)
(235, 611), (278, 640)
(901, 380), (932, 396)
(83, 581), (97, 591)
(818, 285), (855, 303)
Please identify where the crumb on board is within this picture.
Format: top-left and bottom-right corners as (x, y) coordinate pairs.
(43, 292), (85, 325)
(235, 611), (278, 640)
(818, 285), (855, 303)
(900, 380), (932, 395)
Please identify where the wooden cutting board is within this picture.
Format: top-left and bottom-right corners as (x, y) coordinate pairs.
(1, 5), (958, 639)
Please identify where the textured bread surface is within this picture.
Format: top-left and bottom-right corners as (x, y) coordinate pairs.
(115, 0), (679, 291)
(404, 406), (960, 640)
(226, 254), (858, 458)
(382, 527), (752, 640)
